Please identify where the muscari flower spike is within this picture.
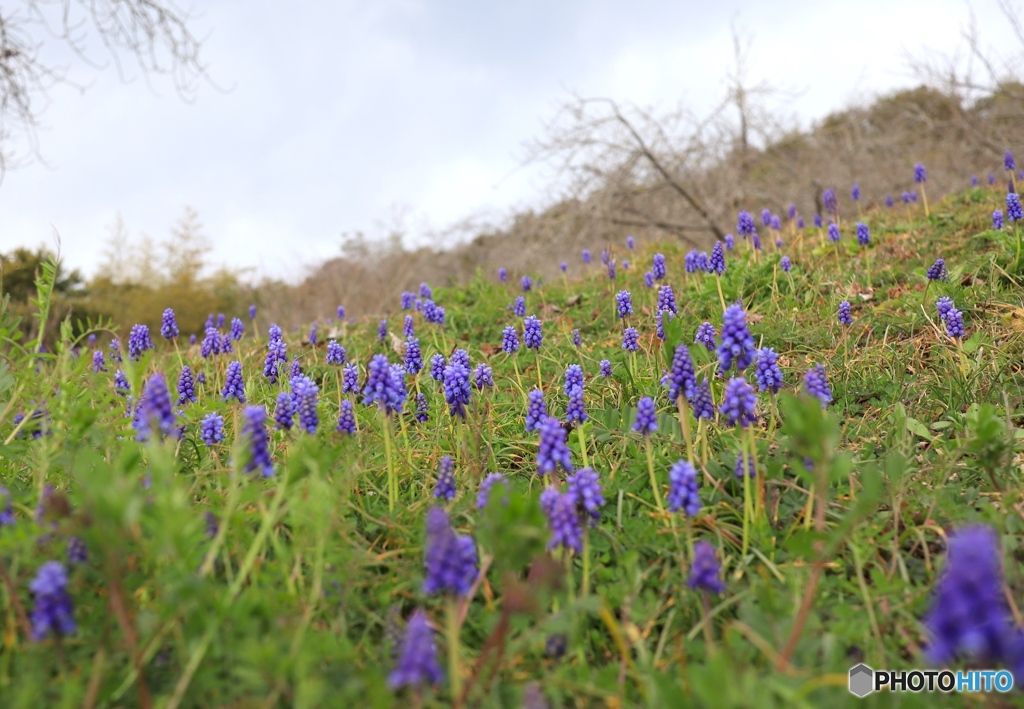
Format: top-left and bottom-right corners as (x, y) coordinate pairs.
(828, 223), (840, 242)
(695, 322), (716, 351)
(326, 340), (346, 365)
(443, 360), (472, 418)
(474, 363), (494, 390)
(735, 451), (755, 479)
(945, 308), (965, 339)
(690, 378), (715, 421)
(429, 353), (445, 382)
(937, 296), (955, 321)
(662, 344), (696, 403)
(599, 359), (612, 377)
(422, 506), (478, 597)
(177, 365), (197, 405)
(476, 473), (508, 509)
(710, 241), (726, 274)
(657, 284), (678, 314)
(572, 328), (581, 347)
(92, 350), (106, 373)
(753, 347), (783, 393)
(342, 362), (359, 393)
(914, 163), (927, 183)
(160, 308), (179, 339)
(292, 376), (319, 433)
(388, 608), (443, 691)
(567, 467), (604, 524)
(838, 300), (852, 325)
(405, 337), (422, 375)
(652, 253), (666, 280)
(522, 275), (533, 292)
(633, 397), (658, 435)
(502, 325), (519, 353)
(337, 399), (357, 434)
(689, 541), (725, 594)
(200, 412), (224, 445)
(538, 415), (573, 475)
(622, 327), (639, 352)
(434, 456), (456, 501)
(803, 364), (832, 408)
(616, 290), (633, 318)
(136, 373), (176, 442)
(29, 561), (76, 641)
(230, 318), (244, 341)
(719, 376), (757, 427)
(512, 296), (526, 317)
(1007, 193), (1023, 222)
(856, 222), (870, 246)
(781, 256), (792, 272)
(927, 258), (948, 281)
(718, 303), (756, 375)
(667, 460), (700, 516)
(994, 210), (1005, 230)
(222, 361), (246, 403)
(524, 315), (543, 350)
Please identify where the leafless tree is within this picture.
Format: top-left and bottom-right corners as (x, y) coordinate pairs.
(0, 0), (209, 177)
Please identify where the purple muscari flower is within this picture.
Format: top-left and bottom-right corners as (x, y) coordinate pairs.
(241, 406), (274, 477)
(656, 309), (668, 341)
(388, 609), (443, 691)
(200, 409), (225, 442)
(734, 451), (755, 479)
(29, 561), (76, 640)
(114, 369), (130, 395)
(774, 237), (783, 248)
(838, 300), (852, 325)
(443, 361), (471, 418)
(525, 388), (547, 432)
(204, 511), (218, 539)
(544, 489), (583, 553)
(249, 305), (257, 319)
(710, 241), (726, 274)
(160, 308), (179, 339)
(684, 250), (698, 273)
(652, 253), (666, 280)
(719, 376), (757, 427)
(0, 486), (14, 526)
(788, 203), (797, 219)
(403, 314), (415, 339)
(667, 460), (700, 515)
(136, 373), (176, 442)
(752, 232), (763, 250)
(901, 191), (913, 204)
(538, 415), (573, 475)
(823, 188), (838, 215)
(292, 377), (319, 433)
(337, 399), (357, 434)
(363, 355), (404, 414)
(626, 235), (635, 249)
(477, 473), (508, 509)
(972, 175), (979, 187)
(326, 340), (346, 365)
(601, 249), (610, 266)
(761, 208), (771, 227)
(737, 211), (755, 236)
(177, 366), (196, 405)
(662, 344), (696, 403)
(560, 262), (567, 272)
(339, 362), (358, 393)
(429, 353), (445, 382)
(422, 506), (477, 596)
(718, 303), (756, 374)
(990, 172), (997, 185)
(450, 349), (469, 370)
(420, 282), (432, 299)
(262, 339), (286, 384)
(474, 363), (494, 390)
(567, 467), (604, 523)
(498, 267), (507, 282)
(851, 184), (861, 201)
(616, 290), (633, 318)
(994, 210), (1005, 229)
(390, 365), (409, 413)
(781, 256), (792, 272)
(216, 313), (225, 329)
(582, 249), (591, 263)
(501, 325), (519, 353)
(657, 284), (678, 315)
(524, 315), (543, 350)
(572, 328), (581, 347)
(1007, 193), (1023, 221)
(644, 271), (655, 288)
(91, 350), (106, 373)
(269, 323), (282, 341)
(201, 327), (220, 359)
(378, 319), (387, 343)
(87, 334), (96, 346)
(128, 324), (153, 360)
(927, 258), (948, 281)
(221, 333), (233, 354)
(230, 318), (244, 341)
(434, 456), (456, 501)
(769, 215), (781, 231)
(606, 259), (616, 280)
(110, 339), (122, 363)
(1007, 150), (1017, 172)
(695, 322), (716, 352)
(803, 364), (832, 408)
(274, 390), (295, 430)
(599, 359), (612, 377)
(404, 337), (422, 375)
(690, 378), (715, 421)
(937, 296), (955, 321)
(753, 347), (783, 393)
(196, 371), (205, 385)
(814, 213), (823, 228)
(797, 216), (805, 229)
(914, 163), (927, 183)
(946, 308), (965, 339)
(688, 541), (725, 594)
(512, 296), (526, 317)
(827, 223), (840, 242)
(724, 233), (735, 250)
(222, 361), (246, 403)
(565, 385), (587, 423)
(67, 536), (87, 564)
(633, 396), (658, 435)
(522, 275), (533, 292)
(401, 291), (415, 310)
(622, 326), (639, 352)
(564, 364), (583, 395)
(923, 525), (1024, 672)
(856, 222), (870, 246)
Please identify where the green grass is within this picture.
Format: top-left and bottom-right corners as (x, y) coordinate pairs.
(2, 187), (1024, 708)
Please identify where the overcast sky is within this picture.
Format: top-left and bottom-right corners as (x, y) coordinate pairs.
(0, 0), (1020, 282)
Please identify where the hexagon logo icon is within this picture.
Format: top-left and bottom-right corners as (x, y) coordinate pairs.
(849, 663), (874, 698)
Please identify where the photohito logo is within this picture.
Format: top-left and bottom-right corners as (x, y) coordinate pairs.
(848, 664), (1014, 697)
